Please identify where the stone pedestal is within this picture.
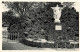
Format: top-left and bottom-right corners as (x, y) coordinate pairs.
(48, 22), (68, 41)
(47, 4), (64, 41)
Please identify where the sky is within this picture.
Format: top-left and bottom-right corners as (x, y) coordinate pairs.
(1, 2), (80, 12)
(72, 2), (80, 12)
(1, 3), (10, 12)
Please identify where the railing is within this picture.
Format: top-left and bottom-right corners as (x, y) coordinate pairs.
(2, 31), (19, 43)
(55, 40), (79, 49)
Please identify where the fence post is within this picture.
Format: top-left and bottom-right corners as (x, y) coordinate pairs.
(14, 32), (15, 40)
(8, 33), (11, 42)
(18, 32), (19, 42)
(65, 42), (66, 48)
(13, 32), (14, 40)
(56, 43), (58, 49)
(74, 41), (75, 49)
(11, 33), (12, 41)
(7, 32), (9, 42)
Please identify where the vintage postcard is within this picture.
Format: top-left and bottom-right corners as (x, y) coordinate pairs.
(0, 0), (80, 52)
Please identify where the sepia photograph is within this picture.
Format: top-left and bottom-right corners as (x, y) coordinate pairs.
(2, 1), (79, 50)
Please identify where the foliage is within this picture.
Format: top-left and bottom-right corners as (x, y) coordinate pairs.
(2, 2), (79, 40)
(60, 6), (79, 40)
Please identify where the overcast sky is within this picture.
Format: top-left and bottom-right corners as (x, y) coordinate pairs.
(1, 2), (80, 12)
(72, 2), (80, 12)
(1, 3), (10, 12)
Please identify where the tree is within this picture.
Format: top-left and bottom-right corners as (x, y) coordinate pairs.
(3, 2), (78, 41)
(2, 2), (48, 39)
(60, 6), (79, 40)
(62, 2), (74, 7)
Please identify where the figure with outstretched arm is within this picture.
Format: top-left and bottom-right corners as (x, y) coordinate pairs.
(51, 5), (63, 23)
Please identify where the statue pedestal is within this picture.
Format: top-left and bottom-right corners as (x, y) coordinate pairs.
(47, 23), (68, 41)
(47, 4), (64, 41)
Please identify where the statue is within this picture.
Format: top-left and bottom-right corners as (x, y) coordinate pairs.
(51, 5), (63, 23)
